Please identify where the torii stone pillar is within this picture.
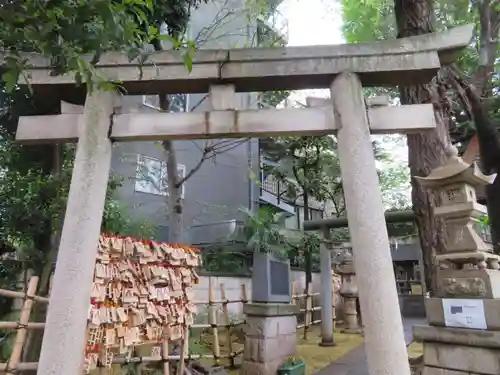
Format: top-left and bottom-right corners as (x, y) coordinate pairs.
(36, 90), (119, 375)
(319, 227), (335, 346)
(331, 73), (411, 375)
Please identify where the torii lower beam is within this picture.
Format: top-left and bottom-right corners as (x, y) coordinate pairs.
(16, 101), (435, 143)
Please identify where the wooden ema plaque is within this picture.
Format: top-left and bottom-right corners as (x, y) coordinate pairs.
(84, 235), (201, 372)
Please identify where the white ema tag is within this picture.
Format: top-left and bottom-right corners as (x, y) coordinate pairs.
(442, 299), (487, 330)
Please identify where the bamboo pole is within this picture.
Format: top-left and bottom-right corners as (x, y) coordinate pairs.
(0, 287), (48, 304)
(208, 278), (220, 366)
(332, 274), (337, 330)
(219, 284), (234, 368)
(6, 276), (39, 374)
(304, 283), (312, 340)
(0, 363), (38, 371)
(190, 321), (244, 329)
(111, 353), (215, 363)
(240, 284), (248, 304)
(299, 306), (321, 312)
(0, 322), (45, 329)
(193, 299), (246, 304)
(162, 340), (170, 375)
(176, 327), (188, 375)
(0, 352), (230, 373)
(291, 281), (297, 305)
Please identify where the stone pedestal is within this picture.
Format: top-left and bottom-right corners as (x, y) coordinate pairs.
(241, 303), (298, 375)
(337, 247), (362, 334)
(414, 146), (498, 375)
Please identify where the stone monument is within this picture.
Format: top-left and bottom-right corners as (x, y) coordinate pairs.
(414, 146), (500, 375)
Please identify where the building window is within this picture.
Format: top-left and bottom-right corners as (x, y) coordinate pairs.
(142, 93), (190, 112)
(297, 206), (324, 228)
(135, 154), (186, 198)
(285, 215), (298, 230)
(309, 208), (324, 221)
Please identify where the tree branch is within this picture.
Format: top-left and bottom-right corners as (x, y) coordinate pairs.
(176, 138), (250, 187)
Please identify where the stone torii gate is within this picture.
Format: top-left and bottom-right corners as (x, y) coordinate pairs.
(10, 24), (472, 375)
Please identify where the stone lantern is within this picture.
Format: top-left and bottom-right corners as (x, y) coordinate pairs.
(336, 243), (361, 333)
(415, 146), (497, 295)
(413, 146), (500, 375)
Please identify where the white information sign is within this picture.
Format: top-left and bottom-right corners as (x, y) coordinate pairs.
(442, 299), (487, 330)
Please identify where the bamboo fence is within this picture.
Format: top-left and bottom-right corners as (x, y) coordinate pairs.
(291, 282), (323, 339)
(0, 276), (47, 374)
(0, 277), (249, 374)
(0, 277), (328, 374)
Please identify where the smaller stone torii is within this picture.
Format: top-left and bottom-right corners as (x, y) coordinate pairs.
(9, 24), (473, 375)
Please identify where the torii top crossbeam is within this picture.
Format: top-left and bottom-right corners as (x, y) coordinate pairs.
(5, 25), (473, 95)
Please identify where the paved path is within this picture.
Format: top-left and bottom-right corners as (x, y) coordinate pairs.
(313, 318), (425, 375)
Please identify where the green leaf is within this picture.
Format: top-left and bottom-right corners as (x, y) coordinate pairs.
(2, 70), (19, 93)
(182, 52), (193, 72)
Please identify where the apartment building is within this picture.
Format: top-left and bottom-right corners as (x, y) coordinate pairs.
(111, 0), (291, 244)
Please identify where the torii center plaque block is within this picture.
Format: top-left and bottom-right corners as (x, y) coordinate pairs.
(5, 24), (474, 375)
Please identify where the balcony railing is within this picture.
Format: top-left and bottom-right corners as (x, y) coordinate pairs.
(260, 174), (287, 201)
(186, 220), (243, 245)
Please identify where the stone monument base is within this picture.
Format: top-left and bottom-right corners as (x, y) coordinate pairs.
(425, 297), (500, 329)
(240, 303), (298, 375)
(414, 299), (500, 375)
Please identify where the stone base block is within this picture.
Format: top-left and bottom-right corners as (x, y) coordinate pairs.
(241, 303), (298, 375)
(424, 342), (500, 375)
(245, 314), (297, 339)
(414, 325), (500, 349)
(243, 333), (296, 362)
(426, 298), (500, 330)
(422, 367), (471, 375)
(436, 269), (500, 299)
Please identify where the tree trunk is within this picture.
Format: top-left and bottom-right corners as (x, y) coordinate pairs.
(163, 139), (184, 243)
(394, 0), (449, 295)
(463, 86), (500, 250)
(303, 191), (312, 288)
(158, 94), (184, 243)
(472, 0), (500, 249)
(475, 0), (500, 99)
